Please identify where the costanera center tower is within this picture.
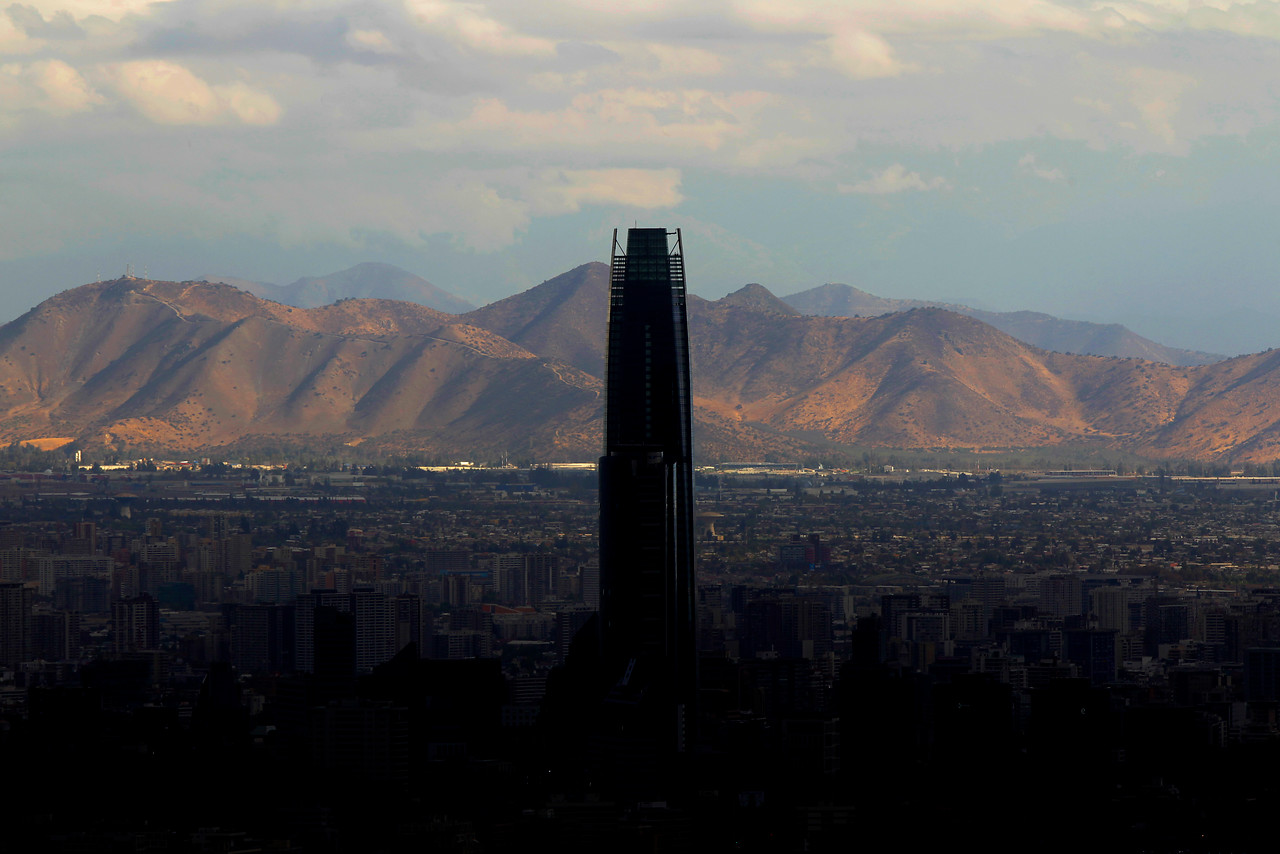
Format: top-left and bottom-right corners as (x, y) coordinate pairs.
(597, 227), (697, 763)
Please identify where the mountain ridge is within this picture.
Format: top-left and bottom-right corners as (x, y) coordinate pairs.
(784, 282), (1225, 366)
(200, 262), (476, 315)
(4, 273), (1280, 462)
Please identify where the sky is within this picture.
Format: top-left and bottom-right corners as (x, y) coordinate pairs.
(5, 1), (1280, 355)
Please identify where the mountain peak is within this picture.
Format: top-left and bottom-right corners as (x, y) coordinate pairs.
(717, 283), (799, 316)
(463, 262), (611, 376)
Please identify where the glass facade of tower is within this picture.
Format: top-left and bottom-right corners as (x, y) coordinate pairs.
(598, 227), (696, 755)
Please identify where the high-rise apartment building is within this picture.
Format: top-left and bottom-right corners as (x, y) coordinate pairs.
(295, 587), (401, 674)
(0, 581), (31, 667)
(112, 593), (159, 653)
(230, 603), (295, 675)
(597, 227), (697, 758)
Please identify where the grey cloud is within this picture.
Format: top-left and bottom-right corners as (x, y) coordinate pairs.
(554, 41), (620, 69)
(632, 13), (762, 43)
(139, 17), (352, 62)
(6, 4), (83, 39)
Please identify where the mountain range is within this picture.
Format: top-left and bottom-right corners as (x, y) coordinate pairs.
(782, 283), (1225, 367)
(3, 265), (1280, 462)
(198, 262), (476, 315)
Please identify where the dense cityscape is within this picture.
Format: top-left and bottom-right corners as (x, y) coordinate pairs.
(4, 461), (1280, 850)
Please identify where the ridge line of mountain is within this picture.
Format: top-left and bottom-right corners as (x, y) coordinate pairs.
(3, 269), (1276, 462)
(781, 281), (1225, 367)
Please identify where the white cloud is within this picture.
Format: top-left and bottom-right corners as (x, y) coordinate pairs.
(1128, 66), (1196, 152)
(30, 0), (178, 24)
(405, 0), (556, 56)
(733, 1), (1096, 42)
(823, 27), (912, 79)
(345, 28), (400, 55)
(425, 88), (770, 156)
(1105, 1), (1280, 40)
(1073, 95), (1113, 114)
(104, 60), (280, 126)
(1, 8), (42, 55)
(838, 163), (949, 195)
(1018, 153), (1067, 183)
(0, 60), (101, 115)
(528, 168), (683, 215)
(730, 0), (1280, 42)
(215, 80), (282, 125)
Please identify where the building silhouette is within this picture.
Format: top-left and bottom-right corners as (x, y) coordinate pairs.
(596, 227), (697, 767)
(112, 593), (158, 654)
(0, 581), (30, 668)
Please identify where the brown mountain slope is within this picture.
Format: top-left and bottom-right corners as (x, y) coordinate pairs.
(1132, 349), (1280, 460)
(0, 278), (600, 457)
(466, 273), (1183, 452)
(686, 300), (1280, 461)
(11, 275), (1280, 462)
(689, 306), (1088, 449)
(464, 262), (610, 376)
(682, 298), (1280, 458)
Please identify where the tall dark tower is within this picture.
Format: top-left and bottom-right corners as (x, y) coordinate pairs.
(598, 227), (697, 762)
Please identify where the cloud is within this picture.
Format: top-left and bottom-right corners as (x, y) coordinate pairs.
(31, 0), (178, 24)
(1104, 0), (1280, 40)
(529, 167), (683, 214)
(1073, 95), (1113, 114)
(822, 28), (913, 79)
(345, 28), (399, 55)
(838, 163), (949, 195)
(6, 148), (539, 256)
(1, 9), (38, 54)
(1018, 153), (1067, 183)
(104, 60), (280, 125)
(426, 88), (770, 156)
(0, 59), (102, 115)
(1128, 66), (1196, 152)
(729, 0), (1280, 43)
(5, 5), (84, 40)
(406, 0), (556, 57)
(733, 134), (838, 171)
(642, 43), (724, 77)
(734, 1), (1096, 45)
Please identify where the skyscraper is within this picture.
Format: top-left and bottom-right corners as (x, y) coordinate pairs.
(0, 581), (31, 668)
(597, 227), (697, 759)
